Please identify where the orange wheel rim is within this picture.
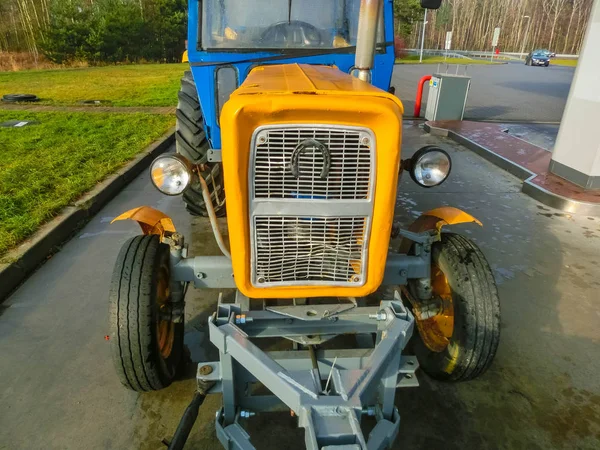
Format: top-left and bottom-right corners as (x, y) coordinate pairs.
(156, 265), (175, 359)
(417, 262), (455, 352)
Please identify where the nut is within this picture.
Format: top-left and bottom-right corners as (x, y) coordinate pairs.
(199, 365), (213, 376)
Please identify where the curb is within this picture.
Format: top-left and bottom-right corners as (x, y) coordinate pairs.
(0, 128), (175, 302)
(424, 122), (600, 216)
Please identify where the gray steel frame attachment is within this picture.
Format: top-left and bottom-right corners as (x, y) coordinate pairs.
(162, 228), (438, 449)
(196, 292), (417, 450)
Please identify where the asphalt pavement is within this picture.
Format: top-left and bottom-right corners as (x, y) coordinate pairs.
(393, 62), (575, 122)
(1, 128), (600, 449)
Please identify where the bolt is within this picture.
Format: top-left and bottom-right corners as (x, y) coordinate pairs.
(399, 269), (407, 277)
(257, 135), (267, 144)
(351, 275), (361, 283)
(361, 136), (370, 146)
(240, 410), (256, 418)
(196, 272), (206, 279)
(362, 406), (376, 416)
(257, 277), (265, 284)
(369, 311), (388, 321)
(235, 314), (254, 324)
(199, 365), (213, 376)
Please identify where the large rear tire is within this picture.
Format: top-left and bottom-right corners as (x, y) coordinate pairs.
(410, 233), (500, 382)
(176, 71), (226, 217)
(109, 235), (184, 391)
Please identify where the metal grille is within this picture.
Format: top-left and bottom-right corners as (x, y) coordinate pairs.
(253, 127), (372, 200)
(253, 216), (367, 285)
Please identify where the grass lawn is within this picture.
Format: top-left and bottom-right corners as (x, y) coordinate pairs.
(551, 59), (578, 67)
(396, 55), (498, 65)
(0, 63), (187, 107)
(0, 111), (175, 257)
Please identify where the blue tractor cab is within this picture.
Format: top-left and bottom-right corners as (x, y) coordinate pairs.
(185, 0), (396, 151)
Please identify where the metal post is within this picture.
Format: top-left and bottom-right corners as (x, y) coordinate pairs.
(419, 9), (428, 63)
(519, 15), (531, 59)
(354, 0), (383, 83)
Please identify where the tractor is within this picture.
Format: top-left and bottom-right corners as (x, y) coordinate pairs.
(108, 1), (501, 449)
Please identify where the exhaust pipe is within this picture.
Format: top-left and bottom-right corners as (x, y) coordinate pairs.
(354, 0), (383, 83)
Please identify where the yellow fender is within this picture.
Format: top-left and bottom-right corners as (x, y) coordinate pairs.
(399, 207), (482, 253)
(181, 50), (189, 63)
(111, 206), (176, 238)
(420, 207), (482, 232)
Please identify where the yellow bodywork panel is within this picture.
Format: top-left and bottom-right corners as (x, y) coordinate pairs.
(221, 64), (404, 299)
(423, 207), (482, 231)
(112, 206), (176, 238)
(181, 50), (189, 63)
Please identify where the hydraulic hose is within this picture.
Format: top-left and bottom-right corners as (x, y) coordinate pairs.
(198, 174), (231, 260)
(167, 380), (216, 450)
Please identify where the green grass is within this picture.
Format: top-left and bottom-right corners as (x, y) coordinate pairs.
(551, 59), (578, 67)
(396, 55), (498, 65)
(0, 111), (175, 257)
(0, 63), (187, 107)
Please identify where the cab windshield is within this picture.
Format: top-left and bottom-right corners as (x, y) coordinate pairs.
(201, 0), (384, 50)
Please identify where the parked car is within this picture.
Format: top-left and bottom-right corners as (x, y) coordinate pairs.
(525, 50), (550, 67)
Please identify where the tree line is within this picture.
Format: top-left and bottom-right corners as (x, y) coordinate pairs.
(0, 0), (592, 66)
(0, 0), (186, 64)
(400, 0), (593, 54)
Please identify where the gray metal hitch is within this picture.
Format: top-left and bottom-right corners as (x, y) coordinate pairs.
(165, 228), (437, 449)
(197, 291), (417, 450)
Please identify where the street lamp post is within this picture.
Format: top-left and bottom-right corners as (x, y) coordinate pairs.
(419, 8), (428, 63)
(519, 15), (531, 59)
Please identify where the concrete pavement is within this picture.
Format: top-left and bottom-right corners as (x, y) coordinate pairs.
(393, 63), (575, 122)
(1, 127), (599, 449)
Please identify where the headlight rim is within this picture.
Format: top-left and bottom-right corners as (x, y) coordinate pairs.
(409, 145), (452, 188)
(150, 153), (193, 196)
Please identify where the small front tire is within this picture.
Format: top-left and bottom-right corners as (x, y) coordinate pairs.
(410, 233), (501, 382)
(109, 235), (184, 391)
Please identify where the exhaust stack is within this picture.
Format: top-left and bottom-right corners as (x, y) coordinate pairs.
(354, 0), (383, 83)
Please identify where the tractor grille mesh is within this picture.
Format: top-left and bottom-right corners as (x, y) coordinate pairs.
(253, 128), (372, 200)
(253, 216), (367, 284)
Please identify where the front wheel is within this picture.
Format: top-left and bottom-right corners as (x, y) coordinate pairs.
(109, 235), (184, 391)
(409, 233), (500, 381)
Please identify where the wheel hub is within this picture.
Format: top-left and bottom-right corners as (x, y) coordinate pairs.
(157, 265), (175, 359)
(404, 262), (455, 353)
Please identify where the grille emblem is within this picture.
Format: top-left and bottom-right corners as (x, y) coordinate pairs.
(290, 139), (331, 180)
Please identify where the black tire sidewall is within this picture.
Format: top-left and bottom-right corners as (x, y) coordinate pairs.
(176, 71), (226, 217)
(109, 235), (184, 391)
(411, 233), (500, 382)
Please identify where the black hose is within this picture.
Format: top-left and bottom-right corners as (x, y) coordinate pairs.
(167, 383), (214, 450)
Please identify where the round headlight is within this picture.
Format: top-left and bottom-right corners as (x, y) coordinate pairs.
(150, 154), (192, 195)
(409, 146), (452, 188)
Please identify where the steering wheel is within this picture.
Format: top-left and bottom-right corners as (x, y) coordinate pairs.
(260, 21), (324, 48)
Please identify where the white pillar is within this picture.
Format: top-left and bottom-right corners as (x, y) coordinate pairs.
(550, 0), (600, 190)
